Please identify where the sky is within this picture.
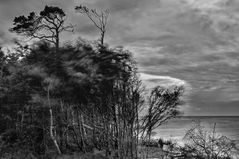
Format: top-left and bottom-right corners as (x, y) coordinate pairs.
(0, 0), (239, 116)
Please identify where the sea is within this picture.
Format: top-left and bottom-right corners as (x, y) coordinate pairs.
(154, 116), (239, 143)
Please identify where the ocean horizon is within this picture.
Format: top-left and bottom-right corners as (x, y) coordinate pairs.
(154, 116), (239, 143)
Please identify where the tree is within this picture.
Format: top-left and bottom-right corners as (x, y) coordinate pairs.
(140, 85), (184, 158)
(75, 5), (109, 45)
(1, 34), (155, 158)
(10, 5), (73, 49)
(182, 123), (237, 159)
(0, 47), (5, 79)
(141, 85), (184, 142)
(44, 76), (62, 154)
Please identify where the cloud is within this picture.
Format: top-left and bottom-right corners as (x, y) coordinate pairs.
(94, 0), (143, 12)
(140, 73), (193, 115)
(0, 31), (5, 45)
(190, 88), (239, 116)
(0, 30), (13, 46)
(79, 0), (159, 14)
(140, 73), (188, 87)
(83, 0), (239, 115)
(140, 73), (192, 98)
(0, 0), (238, 115)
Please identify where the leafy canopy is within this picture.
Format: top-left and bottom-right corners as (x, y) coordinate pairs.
(10, 5), (73, 48)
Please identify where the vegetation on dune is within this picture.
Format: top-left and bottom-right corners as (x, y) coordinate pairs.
(1, 3), (237, 159)
(182, 123), (237, 159)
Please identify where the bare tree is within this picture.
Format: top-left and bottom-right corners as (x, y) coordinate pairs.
(75, 5), (109, 45)
(183, 122), (237, 159)
(10, 5), (74, 50)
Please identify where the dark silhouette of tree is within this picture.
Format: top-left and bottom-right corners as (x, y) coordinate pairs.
(0, 37), (189, 159)
(2, 4), (192, 158)
(10, 6), (73, 49)
(141, 86), (184, 140)
(0, 47), (5, 79)
(75, 5), (109, 45)
(140, 85), (184, 158)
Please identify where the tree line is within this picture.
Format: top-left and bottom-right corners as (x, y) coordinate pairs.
(0, 5), (184, 159)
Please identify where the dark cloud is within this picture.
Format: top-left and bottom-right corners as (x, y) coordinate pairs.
(84, 0), (160, 14)
(190, 89), (239, 116)
(94, 0), (142, 12)
(0, 0), (239, 115)
(76, 24), (98, 35)
(0, 30), (13, 46)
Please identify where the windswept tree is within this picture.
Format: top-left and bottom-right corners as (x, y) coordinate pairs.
(141, 86), (184, 141)
(10, 5), (74, 49)
(75, 5), (109, 45)
(140, 85), (184, 158)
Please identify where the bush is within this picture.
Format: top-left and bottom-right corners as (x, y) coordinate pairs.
(181, 123), (237, 159)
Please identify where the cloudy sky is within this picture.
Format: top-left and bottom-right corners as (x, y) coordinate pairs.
(1, 0), (239, 116)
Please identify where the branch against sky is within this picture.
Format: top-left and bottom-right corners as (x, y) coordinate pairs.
(141, 85), (184, 139)
(10, 5), (74, 49)
(183, 122), (237, 158)
(75, 5), (109, 45)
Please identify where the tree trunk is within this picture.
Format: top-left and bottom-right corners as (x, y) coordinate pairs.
(146, 127), (152, 159)
(59, 100), (65, 151)
(100, 32), (105, 45)
(135, 105), (139, 159)
(0, 64), (3, 79)
(116, 105), (121, 159)
(47, 87), (61, 154)
(76, 107), (85, 152)
(55, 31), (59, 50)
(92, 108), (96, 148)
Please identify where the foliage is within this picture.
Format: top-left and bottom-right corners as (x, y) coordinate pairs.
(10, 5), (73, 48)
(141, 85), (184, 140)
(1, 4), (188, 159)
(0, 40), (144, 158)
